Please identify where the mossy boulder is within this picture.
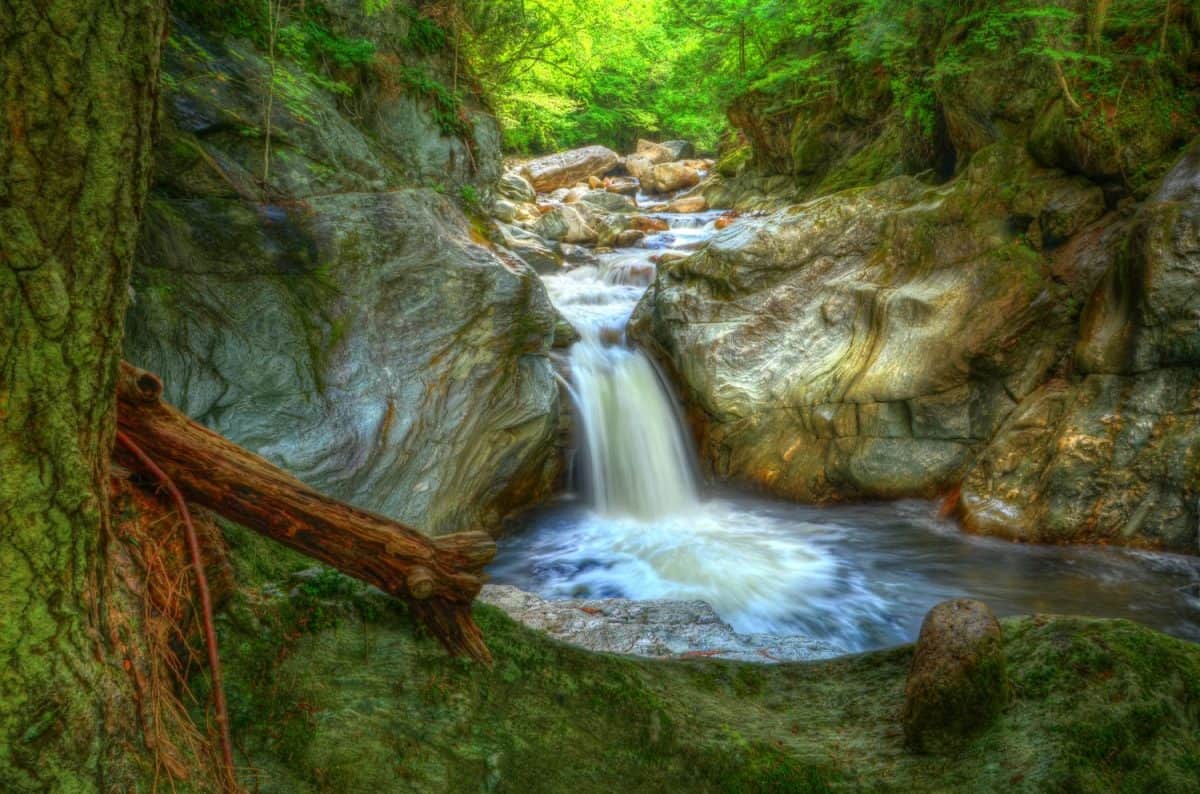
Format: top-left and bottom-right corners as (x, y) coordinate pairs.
(727, 0), (1200, 203)
(903, 600), (1008, 752)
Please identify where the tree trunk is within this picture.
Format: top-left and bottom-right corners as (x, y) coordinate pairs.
(115, 363), (497, 663)
(0, 1), (168, 789)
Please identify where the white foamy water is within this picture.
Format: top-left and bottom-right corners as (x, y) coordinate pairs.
(541, 211), (724, 520)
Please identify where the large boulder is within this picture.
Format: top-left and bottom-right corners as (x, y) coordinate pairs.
(126, 191), (562, 536)
(959, 141), (1200, 552)
(902, 600), (1008, 753)
(520, 145), (620, 193)
(635, 139), (675, 165)
(632, 145), (1108, 503)
(642, 162), (702, 194)
(533, 203), (623, 245)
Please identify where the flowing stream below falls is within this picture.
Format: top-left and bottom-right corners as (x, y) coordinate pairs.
(490, 204), (1200, 656)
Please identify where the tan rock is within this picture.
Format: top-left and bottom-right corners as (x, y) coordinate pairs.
(635, 139), (675, 165)
(520, 145), (620, 193)
(629, 215), (669, 233)
(643, 162), (701, 195)
(665, 195), (708, 214)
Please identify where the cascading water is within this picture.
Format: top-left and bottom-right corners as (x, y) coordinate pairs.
(492, 204), (1200, 655)
(569, 333), (698, 518)
(541, 214), (719, 519)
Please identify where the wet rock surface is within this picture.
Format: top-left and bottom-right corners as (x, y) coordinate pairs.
(479, 585), (841, 662)
(633, 146), (1105, 502)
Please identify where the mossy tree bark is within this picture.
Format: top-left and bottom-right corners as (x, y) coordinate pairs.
(0, 1), (167, 789)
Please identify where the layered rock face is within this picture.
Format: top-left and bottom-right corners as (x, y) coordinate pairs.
(125, 8), (561, 535)
(635, 146), (1105, 500)
(960, 143), (1200, 550)
(633, 142), (1200, 552)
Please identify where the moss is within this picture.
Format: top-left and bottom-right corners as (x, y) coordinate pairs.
(207, 565), (1200, 794)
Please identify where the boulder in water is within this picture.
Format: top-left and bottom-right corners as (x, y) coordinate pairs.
(534, 204), (600, 244)
(581, 189), (637, 214)
(615, 229), (647, 248)
(520, 145), (620, 193)
(624, 154), (656, 182)
(497, 222), (562, 274)
(630, 215), (669, 233)
(605, 176), (640, 196)
(644, 162), (701, 194)
(903, 599), (1008, 752)
(665, 195), (708, 213)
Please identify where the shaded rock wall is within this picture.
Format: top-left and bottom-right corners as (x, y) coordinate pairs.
(125, 7), (561, 535)
(961, 141), (1200, 550)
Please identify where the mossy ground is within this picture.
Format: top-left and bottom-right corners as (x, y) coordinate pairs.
(207, 528), (1200, 793)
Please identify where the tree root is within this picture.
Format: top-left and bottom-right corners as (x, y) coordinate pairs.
(116, 430), (239, 793)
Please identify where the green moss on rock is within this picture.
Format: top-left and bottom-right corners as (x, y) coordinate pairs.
(208, 549), (1200, 793)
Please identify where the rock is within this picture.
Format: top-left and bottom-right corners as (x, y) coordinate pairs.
(902, 600), (1008, 753)
(559, 243), (600, 268)
(492, 198), (519, 223)
(496, 223), (562, 274)
(614, 229), (647, 248)
(643, 162), (701, 194)
(661, 140), (696, 160)
(553, 314), (581, 348)
(629, 215), (669, 233)
(498, 171), (536, 203)
(665, 195), (708, 213)
(588, 175), (603, 189)
(580, 189), (637, 214)
(624, 154), (656, 181)
(127, 191), (562, 537)
(533, 204), (601, 244)
(651, 251), (689, 266)
(632, 145), (1109, 505)
(479, 585), (841, 662)
(604, 176), (640, 195)
(520, 145), (620, 193)
(635, 139), (675, 165)
(959, 140), (1200, 553)
(563, 186), (588, 204)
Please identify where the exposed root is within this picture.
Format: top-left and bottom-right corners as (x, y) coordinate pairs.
(116, 431), (240, 792)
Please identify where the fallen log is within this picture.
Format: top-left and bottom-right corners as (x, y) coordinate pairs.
(115, 361), (496, 664)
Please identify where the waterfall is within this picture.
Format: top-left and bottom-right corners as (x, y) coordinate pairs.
(569, 328), (698, 518)
(539, 213), (724, 519)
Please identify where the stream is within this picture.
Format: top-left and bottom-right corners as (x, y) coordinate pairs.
(490, 201), (1200, 656)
